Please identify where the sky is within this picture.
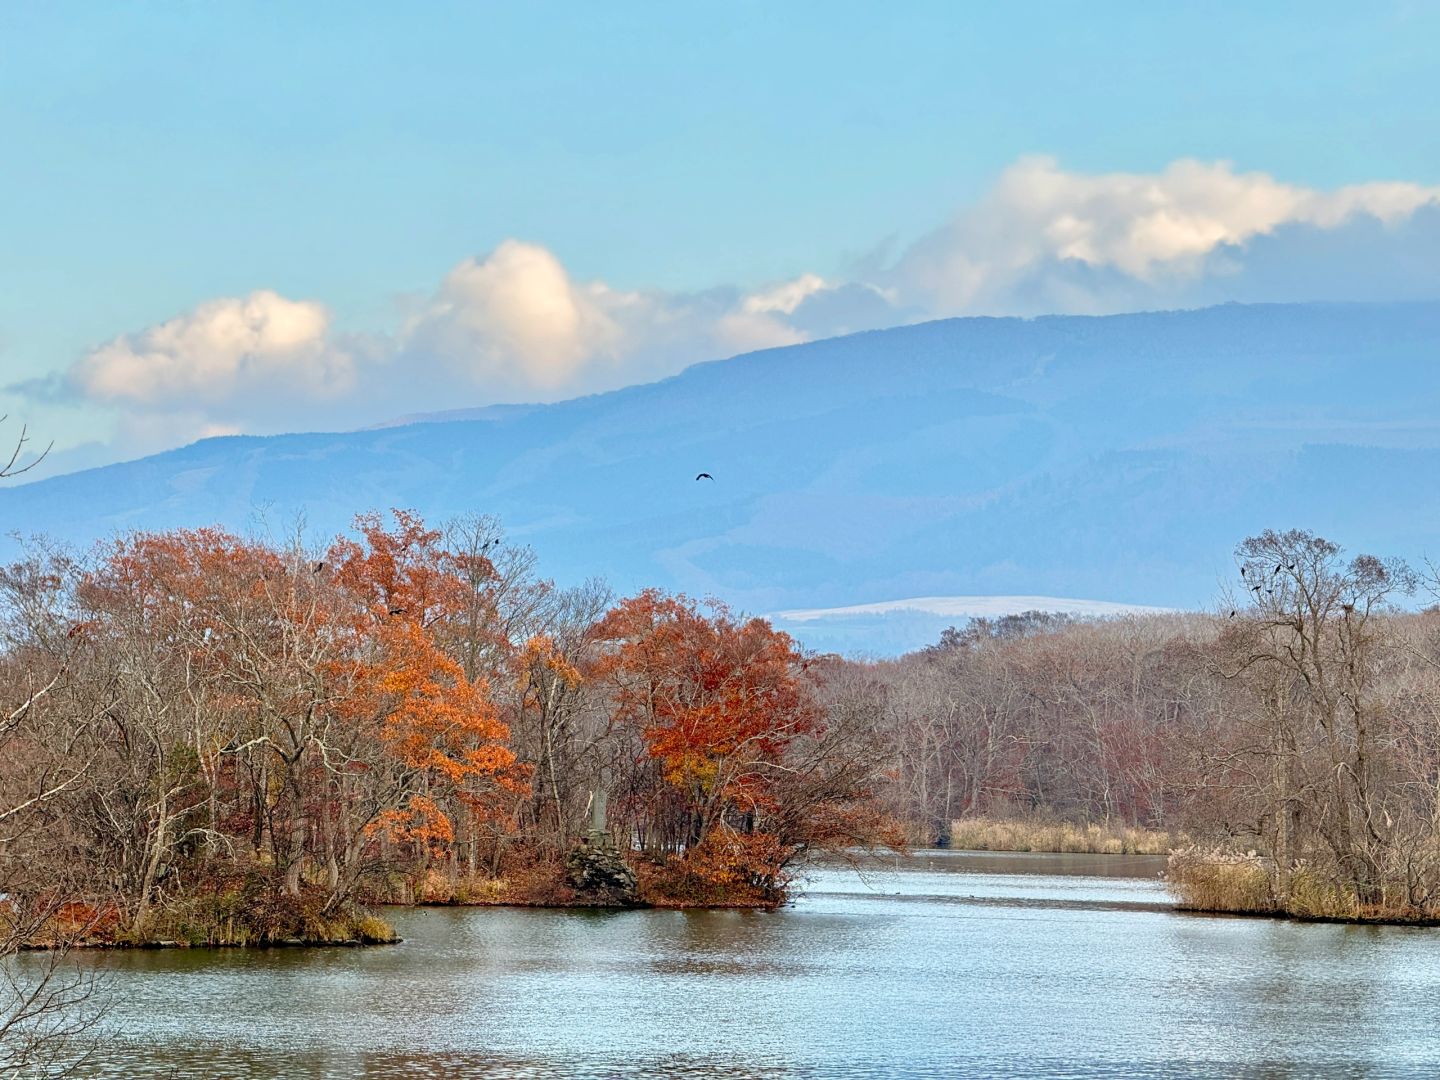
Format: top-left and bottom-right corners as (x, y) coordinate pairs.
(2, 2), (1438, 476)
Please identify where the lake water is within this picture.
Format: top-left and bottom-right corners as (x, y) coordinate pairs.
(60, 850), (1440, 1077)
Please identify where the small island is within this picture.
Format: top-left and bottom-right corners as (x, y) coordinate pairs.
(1, 511), (900, 956)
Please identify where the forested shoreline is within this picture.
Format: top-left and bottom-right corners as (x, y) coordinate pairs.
(872, 530), (1440, 923)
(4, 510), (1440, 969)
(0, 511), (895, 957)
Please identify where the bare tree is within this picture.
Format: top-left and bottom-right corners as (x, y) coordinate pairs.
(0, 418), (49, 483)
(0, 423), (101, 1077)
(1207, 530), (1418, 909)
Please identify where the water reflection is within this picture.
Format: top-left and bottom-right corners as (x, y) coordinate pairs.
(48, 850), (1440, 1078)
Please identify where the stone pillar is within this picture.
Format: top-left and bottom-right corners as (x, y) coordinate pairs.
(566, 786), (639, 905)
(587, 787), (611, 848)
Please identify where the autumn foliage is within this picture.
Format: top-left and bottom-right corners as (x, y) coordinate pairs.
(0, 513), (895, 942)
(15, 510), (1440, 936)
(590, 591), (826, 902)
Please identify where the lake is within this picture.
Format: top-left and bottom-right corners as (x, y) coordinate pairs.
(63, 850), (1440, 1077)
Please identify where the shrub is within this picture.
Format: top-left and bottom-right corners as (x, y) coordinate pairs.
(637, 832), (792, 908)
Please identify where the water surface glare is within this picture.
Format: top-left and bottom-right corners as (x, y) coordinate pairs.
(66, 851), (1440, 1077)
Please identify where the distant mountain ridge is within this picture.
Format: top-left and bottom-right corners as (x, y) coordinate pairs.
(767, 595), (1176, 656)
(772, 595), (1173, 622)
(362, 402), (545, 429)
(3, 301), (1439, 654)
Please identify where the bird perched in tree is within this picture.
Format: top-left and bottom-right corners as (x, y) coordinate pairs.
(695, 472), (714, 482)
(313, 561), (325, 574)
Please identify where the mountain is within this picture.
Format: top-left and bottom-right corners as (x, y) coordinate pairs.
(768, 596), (1175, 657)
(3, 301), (1439, 654)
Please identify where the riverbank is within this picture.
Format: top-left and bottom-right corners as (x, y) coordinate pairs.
(13, 855), (791, 951)
(1166, 847), (1440, 925)
(10, 891), (400, 950)
(948, 817), (1182, 855)
(404, 851), (786, 911)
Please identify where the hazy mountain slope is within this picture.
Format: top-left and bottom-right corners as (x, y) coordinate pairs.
(767, 596), (1176, 656)
(4, 302), (1439, 640)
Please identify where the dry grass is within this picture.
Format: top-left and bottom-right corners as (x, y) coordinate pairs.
(16, 878), (402, 948)
(948, 817), (1183, 855)
(1285, 871), (1360, 921)
(1165, 848), (1376, 920)
(349, 913), (400, 944)
(1166, 848), (1277, 913)
(408, 859), (576, 907)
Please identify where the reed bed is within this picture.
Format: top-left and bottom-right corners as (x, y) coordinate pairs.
(1164, 848), (1403, 921)
(1165, 848), (1278, 914)
(947, 817), (1182, 855)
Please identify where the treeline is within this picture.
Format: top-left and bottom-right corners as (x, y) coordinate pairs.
(862, 608), (1213, 842)
(0, 513), (893, 951)
(860, 530), (1440, 922)
(5, 510), (1439, 960)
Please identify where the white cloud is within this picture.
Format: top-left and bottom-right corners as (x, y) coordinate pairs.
(712, 309), (809, 354)
(892, 157), (1440, 314)
(740, 273), (829, 316)
(113, 411), (245, 456)
(61, 250), (850, 452)
(72, 290), (351, 406)
(401, 247), (830, 390)
(50, 156), (1440, 462)
(403, 240), (624, 390)
(708, 273), (829, 353)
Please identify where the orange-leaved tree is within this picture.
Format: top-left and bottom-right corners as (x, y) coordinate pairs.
(591, 590), (825, 901)
(61, 514), (528, 920)
(329, 511), (526, 894)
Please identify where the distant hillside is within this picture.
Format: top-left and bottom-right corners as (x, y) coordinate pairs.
(3, 301), (1439, 654)
(767, 596), (1175, 656)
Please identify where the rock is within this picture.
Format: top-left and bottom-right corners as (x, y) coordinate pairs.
(565, 839), (640, 906)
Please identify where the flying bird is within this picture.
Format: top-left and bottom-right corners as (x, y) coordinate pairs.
(695, 472), (714, 482)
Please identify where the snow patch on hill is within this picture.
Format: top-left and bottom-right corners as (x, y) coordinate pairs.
(769, 595), (1178, 657)
(771, 595), (1174, 622)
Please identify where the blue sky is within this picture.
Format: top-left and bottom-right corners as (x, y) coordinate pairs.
(2, 2), (1438, 472)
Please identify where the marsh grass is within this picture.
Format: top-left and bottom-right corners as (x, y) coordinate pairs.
(111, 897), (398, 948)
(1166, 848), (1385, 922)
(407, 859), (576, 907)
(20, 879), (400, 949)
(948, 817), (1182, 855)
(1166, 848), (1277, 913)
